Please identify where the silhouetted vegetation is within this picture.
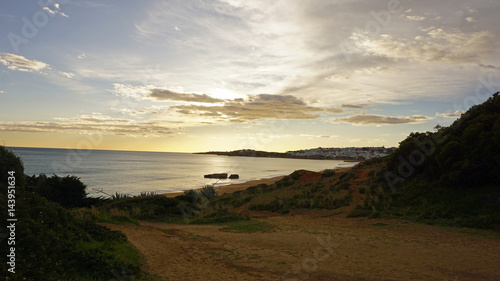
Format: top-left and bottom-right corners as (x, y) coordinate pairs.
(354, 93), (500, 229)
(101, 194), (184, 222)
(26, 174), (95, 208)
(0, 146), (159, 280)
(190, 208), (249, 224)
(322, 169), (336, 178)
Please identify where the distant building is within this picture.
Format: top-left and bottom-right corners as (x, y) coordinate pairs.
(286, 146), (395, 160)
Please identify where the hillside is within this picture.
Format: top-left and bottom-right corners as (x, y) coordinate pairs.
(355, 93), (500, 228)
(204, 93), (500, 229)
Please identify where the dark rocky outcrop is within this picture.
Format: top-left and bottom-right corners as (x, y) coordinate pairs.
(204, 173), (228, 179)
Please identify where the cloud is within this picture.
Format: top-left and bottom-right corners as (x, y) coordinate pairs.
(353, 28), (498, 65)
(331, 114), (431, 125)
(466, 16), (476, 23)
(77, 53), (86, 59)
(0, 53), (49, 72)
(324, 108), (344, 114)
(112, 84), (225, 103)
(113, 82), (349, 122)
(0, 90), (5, 94)
(478, 64), (500, 70)
(59, 71), (75, 79)
(341, 104), (370, 109)
(171, 94), (331, 122)
(117, 106), (169, 117)
(149, 89), (224, 103)
(299, 134), (338, 139)
(435, 110), (464, 118)
(0, 113), (178, 137)
(42, 4), (69, 18)
(406, 15), (426, 21)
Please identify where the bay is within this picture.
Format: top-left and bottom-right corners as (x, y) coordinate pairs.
(8, 147), (357, 196)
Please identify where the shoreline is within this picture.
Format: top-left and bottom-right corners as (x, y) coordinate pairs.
(196, 151), (365, 162)
(162, 175), (286, 198)
(161, 166), (353, 198)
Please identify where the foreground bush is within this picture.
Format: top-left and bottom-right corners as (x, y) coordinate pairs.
(0, 146), (150, 280)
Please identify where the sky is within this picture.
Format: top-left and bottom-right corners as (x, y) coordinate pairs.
(0, 0), (499, 153)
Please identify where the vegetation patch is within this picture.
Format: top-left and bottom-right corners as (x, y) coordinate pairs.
(190, 208), (250, 224)
(100, 195), (184, 221)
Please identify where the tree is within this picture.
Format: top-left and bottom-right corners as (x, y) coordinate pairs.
(0, 146), (26, 189)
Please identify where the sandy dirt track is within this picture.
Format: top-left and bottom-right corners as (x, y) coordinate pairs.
(104, 212), (500, 281)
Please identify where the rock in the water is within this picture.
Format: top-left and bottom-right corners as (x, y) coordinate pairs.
(204, 173), (228, 179)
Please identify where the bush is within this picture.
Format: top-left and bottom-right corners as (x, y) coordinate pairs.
(0, 146), (155, 279)
(175, 189), (202, 205)
(102, 195), (183, 221)
(191, 208), (249, 224)
(200, 185), (218, 200)
(322, 169), (336, 178)
(28, 174), (89, 208)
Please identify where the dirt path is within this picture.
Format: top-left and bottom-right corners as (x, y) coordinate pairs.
(104, 213), (500, 281)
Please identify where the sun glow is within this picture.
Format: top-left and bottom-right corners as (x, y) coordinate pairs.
(209, 88), (242, 101)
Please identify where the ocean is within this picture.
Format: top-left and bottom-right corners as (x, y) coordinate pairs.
(7, 147), (357, 196)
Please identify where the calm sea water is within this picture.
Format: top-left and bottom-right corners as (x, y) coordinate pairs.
(8, 147), (357, 196)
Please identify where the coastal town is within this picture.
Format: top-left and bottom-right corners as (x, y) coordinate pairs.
(286, 146), (396, 160)
(199, 146), (396, 161)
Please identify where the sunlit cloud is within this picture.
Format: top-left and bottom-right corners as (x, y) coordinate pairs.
(42, 6), (69, 18)
(299, 134), (338, 139)
(331, 114), (432, 125)
(435, 110), (464, 118)
(112, 84), (225, 103)
(59, 71), (75, 79)
(0, 113), (179, 137)
(466, 16), (476, 23)
(117, 106), (169, 117)
(354, 28), (498, 64)
(341, 104), (370, 109)
(112, 83), (345, 122)
(406, 15), (426, 21)
(171, 94), (325, 122)
(0, 53), (49, 72)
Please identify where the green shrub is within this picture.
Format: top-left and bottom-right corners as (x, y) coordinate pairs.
(191, 208), (249, 224)
(322, 169), (336, 177)
(200, 185), (218, 199)
(290, 170), (304, 180)
(102, 195), (183, 221)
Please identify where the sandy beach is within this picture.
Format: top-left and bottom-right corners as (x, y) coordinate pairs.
(162, 175), (286, 198)
(162, 167), (354, 198)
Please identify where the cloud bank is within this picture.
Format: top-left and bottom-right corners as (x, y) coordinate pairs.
(0, 113), (177, 137)
(331, 114), (431, 125)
